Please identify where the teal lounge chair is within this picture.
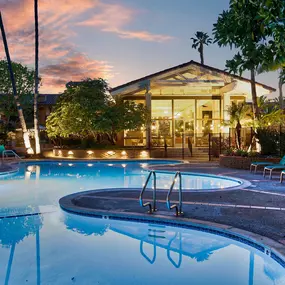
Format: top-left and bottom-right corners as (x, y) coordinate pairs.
(263, 156), (285, 179)
(0, 145), (5, 155)
(250, 161), (275, 174)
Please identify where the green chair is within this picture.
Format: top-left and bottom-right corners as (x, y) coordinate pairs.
(263, 156), (285, 179)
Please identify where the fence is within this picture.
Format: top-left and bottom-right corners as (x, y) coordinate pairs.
(209, 126), (285, 161)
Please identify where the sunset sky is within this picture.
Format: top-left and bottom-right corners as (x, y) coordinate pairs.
(0, 0), (281, 96)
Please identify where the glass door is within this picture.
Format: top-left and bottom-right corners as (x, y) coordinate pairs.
(174, 100), (195, 147)
(196, 99), (221, 146)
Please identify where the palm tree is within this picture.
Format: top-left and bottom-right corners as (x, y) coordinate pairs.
(34, 0), (41, 154)
(191, 31), (212, 65)
(0, 12), (33, 154)
(227, 102), (250, 149)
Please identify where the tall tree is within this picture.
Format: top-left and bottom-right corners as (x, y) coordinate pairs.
(191, 31), (212, 65)
(0, 12), (33, 154)
(0, 60), (35, 125)
(213, 0), (285, 121)
(213, 1), (263, 120)
(34, 0), (41, 154)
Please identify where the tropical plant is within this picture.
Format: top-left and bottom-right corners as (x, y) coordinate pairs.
(227, 102), (250, 149)
(190, 31), (212, 65)
(0, 12), (33, 154)
(34, 0), (41, 154)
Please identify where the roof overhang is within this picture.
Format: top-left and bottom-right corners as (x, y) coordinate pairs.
(110, 61), (276, 97)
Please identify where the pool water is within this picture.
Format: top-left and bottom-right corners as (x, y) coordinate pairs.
(0, 160), (240, 217)
(0, 213), (284, 285)
(1, 160), (283, 284)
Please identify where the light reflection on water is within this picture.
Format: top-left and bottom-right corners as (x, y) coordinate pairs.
(0, 161), (239, 217)
(0, 212), (284, 285)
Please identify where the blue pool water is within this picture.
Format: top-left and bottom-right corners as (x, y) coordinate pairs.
(0, 160), (241, 217)
(0, 160), (284, 284)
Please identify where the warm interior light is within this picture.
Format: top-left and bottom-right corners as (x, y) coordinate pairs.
(107, 151), (115, 156)
(58, 150), (62, 156)
(87, 150), (94, 155)
(121, 151), (127, 156)
(68, 151), (74, 155)
(140, 151), (148, 158)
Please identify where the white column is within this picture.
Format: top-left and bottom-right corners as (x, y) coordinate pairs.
(145, 91), (152, 149)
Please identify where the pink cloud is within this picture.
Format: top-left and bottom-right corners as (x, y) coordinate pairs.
(40, 53), (114, 93)
(79, 3), (174, 42)
(0, 0), (173, 93)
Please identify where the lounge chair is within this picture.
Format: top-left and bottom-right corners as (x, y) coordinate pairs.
(0, 145), (5, 155)
(263, 156), (285, 179)
(250, 161), (275, 174)
(280, 170), (285, 183)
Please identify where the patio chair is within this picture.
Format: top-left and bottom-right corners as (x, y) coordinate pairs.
(250, 161), (275, 174)
(280, 170), (285, 183)
(0, 144), (5, 155)
(263, 156), (285, 179)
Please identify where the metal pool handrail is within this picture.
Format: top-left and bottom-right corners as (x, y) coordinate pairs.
(139, 171), (157, 213)
(2, 150), (21, 163)
(166, 171), (183, 216)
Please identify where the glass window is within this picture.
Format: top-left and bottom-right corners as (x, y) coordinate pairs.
(197, 100), (220, 120)
(152, 100), (172, 119)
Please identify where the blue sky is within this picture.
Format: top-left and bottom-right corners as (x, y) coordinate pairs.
(0, 0), (280, 96)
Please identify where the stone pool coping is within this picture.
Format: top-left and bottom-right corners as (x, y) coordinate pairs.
(59, 188), (285, 268)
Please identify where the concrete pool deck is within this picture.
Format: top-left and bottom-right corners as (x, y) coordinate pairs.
(59, 161), (285, 259)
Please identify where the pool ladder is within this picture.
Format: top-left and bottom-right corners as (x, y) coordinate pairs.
(139, 171), (157, 213)
(139, 171), (183, 216)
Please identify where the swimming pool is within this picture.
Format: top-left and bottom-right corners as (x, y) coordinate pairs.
(0, 212), (285, 284)
(0, 160), (242, 217)
(2, 159), (283, 284)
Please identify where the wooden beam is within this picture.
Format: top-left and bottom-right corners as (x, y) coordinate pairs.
(219, 81), (237, 93)
(154, 79), (225, 84)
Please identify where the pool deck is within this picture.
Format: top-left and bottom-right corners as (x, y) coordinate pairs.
(60, 161), (285, 259)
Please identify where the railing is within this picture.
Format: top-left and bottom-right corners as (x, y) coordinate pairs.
(1, 150), (21, 163)
(166, 171), (183, 216)
(139, 171), (157, 213)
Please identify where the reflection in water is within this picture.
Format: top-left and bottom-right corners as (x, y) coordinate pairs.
(63, 214), (285, 284)
(0, 211), (43, 285)
(0, 213), (285, 284)
(2, 162), (240, 191)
